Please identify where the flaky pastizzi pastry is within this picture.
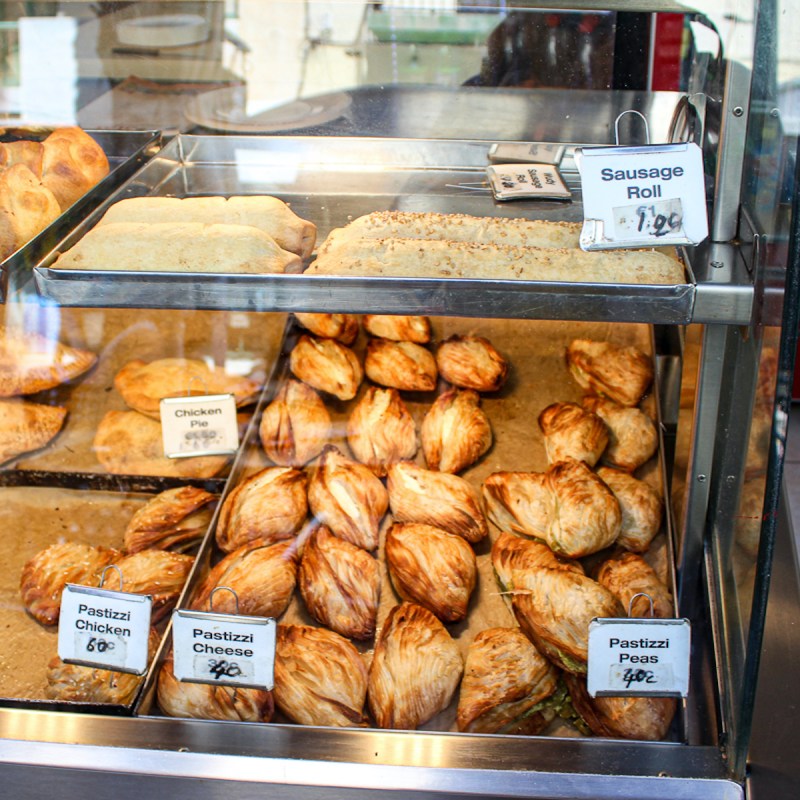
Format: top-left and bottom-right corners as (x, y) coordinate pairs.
(362, 314), (431, 343)
(124, 486), (217, 553)
(0, 325), (96, 396)
(346, 386), (417, 476)
(364, 339), (437, 392)
(259, 379), (331, 467)
(538, 401), (609, 468)
(596, 467), (662, 553)
(275, 624), (369, 727)
(595, 551), (673, 619)
(93, 410), (229, 478)
(457, 627), (560, 735)
(491, 532), (583, 595)
(436, 335), (508, 392)
(20, 541), (121, 626)
(566, 339), (654, 407)
(421, 388), (491, 473)
(190, 539), (299, 619)
(308, 445), (388, 551)
(157, 652), (274, 722)
(113, 358), (260, 419)
(289, 334), (363, 401)
(563, 673), (676, 740)
(512, 566), (624, 674)
(547, 459), (621, 558)
(0, 398), (67, 465)
(482, 472), (552, 539)
(298, 526), (380, 639)
(216, 466), (308, 552)
(387, 460), (488, 543)
(110, 550), (195, 623)
(46, 629), (160, 705)
(293, 313), (359, 345)
(368, 603), (463, 730)
(385, 523), (477, 623)
(582, 396), (658, 472)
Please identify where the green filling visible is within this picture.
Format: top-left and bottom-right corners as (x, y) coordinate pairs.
(554, 648), (587, 676)
(550, 680), (592, 736)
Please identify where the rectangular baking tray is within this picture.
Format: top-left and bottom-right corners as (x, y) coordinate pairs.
(1, 129), (162, 301)
(33, 134), (698, 324)
(137, 315), (685, 744)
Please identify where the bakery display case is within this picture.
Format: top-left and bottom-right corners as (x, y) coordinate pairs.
(0, 1), (798, 798)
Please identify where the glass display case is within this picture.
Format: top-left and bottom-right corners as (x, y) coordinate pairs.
(0, 1), (797, 798)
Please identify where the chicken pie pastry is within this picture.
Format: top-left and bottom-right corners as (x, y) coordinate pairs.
(290, 334), (363, 401)
(436, 335), (508, 392)
(385, 523), (477, 623)
(308, 445), (388, 551)
(0, 325), (96, 396)
(421, 388), (492, 473)
(216, 466), (308, 552)
(387, 460), (488, 543)
(362, 314), (432, 343)
(20, 541), (121, 626)
(298, 526), (380, 640)
(368, 602), (463, 729)
(457, 627), (560, 734)
(596, 467), (662, 553)
(0, 398), (67, 465)
(124, 486), (217, 554)
(114, 358), (260, 419)
(294, 312), (359, 345)
(538, 401), (609, 468)
(365, 339), (437, 392)
(259, 379), (331, 467)
(346, 386), (417, 476)
(583, 396), (658, 472)
(566, 339), (654, 407)
(274, 624), (369, 727)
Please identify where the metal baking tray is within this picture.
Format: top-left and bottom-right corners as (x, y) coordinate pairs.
(136, 316), (685, 744)
(1, 129), (162, 301)
(33, 134), (703, 324)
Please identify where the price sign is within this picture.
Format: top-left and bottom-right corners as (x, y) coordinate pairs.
(486, 163), (571, 201)
(58, 584), (152, 674)
(587, 617), (691, 698)
(576, 142), (708, 250)
(488, 142), (566, 166)
(172, 609), (276, 691)
(160, 393), (239, 458)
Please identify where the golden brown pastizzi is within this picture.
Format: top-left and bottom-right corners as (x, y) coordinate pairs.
(346, 385), (418, 476)
(595, 551), (673, 619)
(482, 472), (553, 540)
(215, 466), (308, 552)
(293, 312), (359, 344)
(0, 398), (67, 466)
(274, 624), (369, 727)
(20, 541), (121, 626)
(368, 602), (463, 730)
(93, 410), (229, 478)
(385, 522), (477, 623)
(436, 335), (508, 392)
(362, 314), (432, 343)
(259, 379), (331, 467)
(124, 486), (217, 554)
(566, 339), (654, 407)
(157, 652), (274, 722)
(596, 467), (663, 553)
(421, 388), (492, 473)
(113, 358), (260, 420)
(457, 627), (560, 735)
(364, 338), (437, 392)
(289, 334), (363, 401)
(538, 401), (609, 468)
(298, 525), (380, 640)
(307, 445), (388, 551)
(582, 395), (658, 472)
(387, 460), (488, 543)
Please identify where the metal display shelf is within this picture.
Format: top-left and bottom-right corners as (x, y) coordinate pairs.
(32, 135), (752, 325)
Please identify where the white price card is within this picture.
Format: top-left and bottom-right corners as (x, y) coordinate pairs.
(487, 163), (571, 201)
(576, 142), (708, 250)
(58, 584), (152, 675)
(587, 617), (691, 698)
(160, 393), (239, 458)
(488, 142), (566, 166)
(172, 609), (276, 691)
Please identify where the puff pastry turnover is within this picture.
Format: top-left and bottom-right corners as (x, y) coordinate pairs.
(0, 398), (67, 465)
